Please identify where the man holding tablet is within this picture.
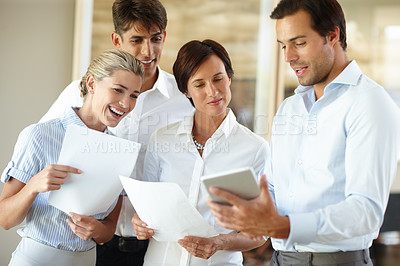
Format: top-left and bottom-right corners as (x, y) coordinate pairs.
(207, 0), (400, 265)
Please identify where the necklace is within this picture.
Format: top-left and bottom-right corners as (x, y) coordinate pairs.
(192, 134), (205, 150)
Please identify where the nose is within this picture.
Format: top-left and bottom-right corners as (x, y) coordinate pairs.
(119, 95), (130, 108)
(284, 46), (298, 63)
(206, 82), (217, 97)
(140, 40), (151, 57)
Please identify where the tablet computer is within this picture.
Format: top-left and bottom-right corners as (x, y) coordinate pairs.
(201, 167), (260, 205)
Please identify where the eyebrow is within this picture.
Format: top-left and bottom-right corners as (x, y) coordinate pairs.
(191, 72), (225, 84)
(277, 35), (307, 44)
(115, 83), (140, 94)
(129, 31), (163, 40)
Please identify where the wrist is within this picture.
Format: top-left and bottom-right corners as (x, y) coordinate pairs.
(270, 215), (290, 239)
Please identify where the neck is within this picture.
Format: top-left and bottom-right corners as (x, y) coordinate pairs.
(76, 102), (106, 132)
(140, 68), (158, 93)
(314, 48), (350, 100)
(192, 110), (227, 142)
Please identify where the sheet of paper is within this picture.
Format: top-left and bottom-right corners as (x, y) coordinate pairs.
(120, 176), (218, 242)
(48, 124), (141, 216)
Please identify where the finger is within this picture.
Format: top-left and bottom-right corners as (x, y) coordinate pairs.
(53, 164), (82, 174)
(131, 213), (147, 227)
(258, 174), (275, 208)
(67, 219), (91, 240)
(68, 212), (87, 226)
(209, 186), (245, 206)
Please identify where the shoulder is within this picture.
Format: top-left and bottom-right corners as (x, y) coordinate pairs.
(235, 123), (269, 147)
(20, 119), (63, 141)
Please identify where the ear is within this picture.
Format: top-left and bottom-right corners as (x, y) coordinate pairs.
(184, 90), (191, 99)
(86, 75), (96, 94)
(162, 30), (167, 44)
(111, 32), (122, 48)
(327, 26), (340, 47)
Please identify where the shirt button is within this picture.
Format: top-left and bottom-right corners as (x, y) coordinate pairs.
(297, 159), (303, 165)
(289, 192), (294, 197)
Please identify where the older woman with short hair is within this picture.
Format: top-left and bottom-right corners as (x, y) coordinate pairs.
(133, 40), (270, 265)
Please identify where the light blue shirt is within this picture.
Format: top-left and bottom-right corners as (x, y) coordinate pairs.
(1, 108), (118, 252)
(269, 61), (400, 252)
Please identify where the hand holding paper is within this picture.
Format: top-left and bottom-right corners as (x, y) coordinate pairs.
(120, 176), (217, 242)
(48, 124), (141, 216)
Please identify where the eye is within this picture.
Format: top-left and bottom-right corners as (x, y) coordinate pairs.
(130, 39), (142, 44)
(130, 94), (138, 99)
(296, 42), (306, 47)
(113, 88), (123, 93)
(152, 36), (163, 43)
(194, 83), (204, 88)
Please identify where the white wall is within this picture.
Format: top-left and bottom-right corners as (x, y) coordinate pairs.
(0, 0), (74, 264)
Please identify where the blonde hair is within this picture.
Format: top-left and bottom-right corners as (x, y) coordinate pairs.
(79, 49), (144, 98)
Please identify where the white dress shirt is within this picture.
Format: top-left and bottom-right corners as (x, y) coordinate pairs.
(142, 110), (270, 266)
(40, 67), (195, 236)
(269, 61), (400, 252)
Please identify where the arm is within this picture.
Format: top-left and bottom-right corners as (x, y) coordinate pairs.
(0, 165), (81, 230)
(67, 195), (123, 244)
(178, 233), (265, 260)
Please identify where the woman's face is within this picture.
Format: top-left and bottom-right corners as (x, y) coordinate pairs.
(186, 54), (231, 119)
(86, 69), (142, 131)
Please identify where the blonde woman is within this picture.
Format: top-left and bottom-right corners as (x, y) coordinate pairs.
(0, 49), (143, 266)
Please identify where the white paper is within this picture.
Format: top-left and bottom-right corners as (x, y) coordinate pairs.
(48, 124), (141, 216)
(120, 176), (218, 242)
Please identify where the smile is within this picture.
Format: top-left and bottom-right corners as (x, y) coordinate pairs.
(140, 59), (154, 64)
(109, 106), (125, 117)
(208, 98), (222, 105)
(294, 66), (307, 76)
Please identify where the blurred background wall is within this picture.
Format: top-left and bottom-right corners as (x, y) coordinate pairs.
(0, 0), (74, 263)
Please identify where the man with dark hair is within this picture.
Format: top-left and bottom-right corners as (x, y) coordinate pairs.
(207, 0), (400, 265)
(40, 0), (194, 265)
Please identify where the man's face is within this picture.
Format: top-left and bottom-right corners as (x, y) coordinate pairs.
(113, 23), (166, 81)
(276, 10), (335, 91)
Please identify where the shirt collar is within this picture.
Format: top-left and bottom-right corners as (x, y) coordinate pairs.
(176, 109), (237, 139)
(328, 60), (362, 87)
(60, 107), (112, 134)
(61, 107), (87, 130)
(295, 60), (362, 96)
(149, 66), (171, 99)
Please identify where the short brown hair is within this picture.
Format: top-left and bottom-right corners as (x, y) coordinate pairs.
(270, 0), (347, 50)
(173, 40), (234, 107)
(112, 0), (167, 38)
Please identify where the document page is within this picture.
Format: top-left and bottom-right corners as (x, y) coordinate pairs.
(120, 176), (218, 242)
(48, 124), (141, 216)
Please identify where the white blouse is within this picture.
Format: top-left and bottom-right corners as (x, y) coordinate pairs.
(142, 110), (270, 266)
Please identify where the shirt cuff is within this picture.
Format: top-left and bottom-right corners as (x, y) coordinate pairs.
(285, 212), (317, 249)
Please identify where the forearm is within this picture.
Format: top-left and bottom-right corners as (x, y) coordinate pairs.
(93, 196), (122, 244)
(0, 178), (37, 230)
(218, 232), (266, 252)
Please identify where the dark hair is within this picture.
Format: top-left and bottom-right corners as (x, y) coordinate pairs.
(112, 0), (167, 38)
(270, 0), (347, 50)
(173, 39), (234, 107)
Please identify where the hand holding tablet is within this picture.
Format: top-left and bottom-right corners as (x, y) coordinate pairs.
(201, 167), (260, 205)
